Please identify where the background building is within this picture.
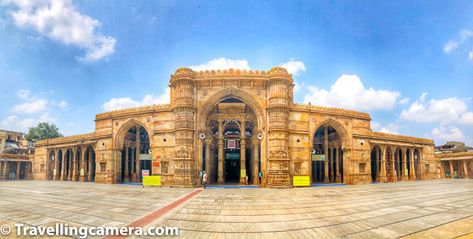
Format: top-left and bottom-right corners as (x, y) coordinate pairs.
(33, 67), (438, 187)
(0, 129), (33, 180)
(435, 141), (472, 179)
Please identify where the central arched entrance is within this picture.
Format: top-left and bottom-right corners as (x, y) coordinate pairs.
(117, 124), (151, 183)
(203, 97), (260, 185)
(312, 124), (344, 184)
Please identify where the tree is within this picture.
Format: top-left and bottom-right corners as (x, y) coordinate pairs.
(25, 122), (63, 142)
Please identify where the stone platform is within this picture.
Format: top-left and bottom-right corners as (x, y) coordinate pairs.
(1, 180), (473, 238)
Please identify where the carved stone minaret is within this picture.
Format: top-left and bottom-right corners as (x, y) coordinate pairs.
(170, 68), (196, 187)
(266, 67), (292, 187)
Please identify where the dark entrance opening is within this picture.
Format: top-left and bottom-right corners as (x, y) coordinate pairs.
(225, 150), (240, 183)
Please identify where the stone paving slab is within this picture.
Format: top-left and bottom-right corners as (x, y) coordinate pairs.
(1, 180), (473, 238)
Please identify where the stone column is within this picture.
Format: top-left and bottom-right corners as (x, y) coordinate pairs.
(72, 148), (78, 182)
(69, 150), (74, 181)
(331, 146), (336, 182)
(375, 147), (380, 181)
(380, 146), (387, 183)
(54, 149), (59, 181)
(124, 146), (129, 182)
(252, 137), (259, 185)
(335, 146), (341, 183)
(135, 126), (141, 182)
(464, 160), (470, 179)
(61, 150), (67, 181)
(449, 160), (454, 179)
(217, 118), (224, 184)
(130, 146), (135, 182)
(16, 162), (21, 179)
(25, 162), (31, 180)
(80, 147), (86, 182)
(402, 149), (408, 181)
(323, 125), (330, 183)
(3, 162), (9, 179)
(410, 149), (416, 180)
(391, 149), (396, 182)
(240, 118), (247, 184)
(205, 139), (211, 178)
(88, 149), (93, 182)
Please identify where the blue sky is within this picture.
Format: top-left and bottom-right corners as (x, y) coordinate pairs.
(0, 0), (472, 145)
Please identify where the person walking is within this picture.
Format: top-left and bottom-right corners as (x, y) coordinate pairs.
(202, 171), (208, 189)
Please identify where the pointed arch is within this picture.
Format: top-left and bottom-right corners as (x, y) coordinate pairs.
(114, 119), (153, 150)
(312, 118), (351, 147)
(197, 87), (265, 130)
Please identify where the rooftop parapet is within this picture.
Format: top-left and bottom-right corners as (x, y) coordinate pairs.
(292, 103), (371, 120)
(95, 104), (171, 120)
(36, 132), (96, 146)
(369, 131), (434, 145)
(170, 67), (294, 82)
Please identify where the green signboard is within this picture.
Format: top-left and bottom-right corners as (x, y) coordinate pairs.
(225, 153), (240, 160)
(312, 154), (325, 161)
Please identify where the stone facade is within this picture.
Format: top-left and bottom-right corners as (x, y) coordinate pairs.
(33, 67), (438, 187)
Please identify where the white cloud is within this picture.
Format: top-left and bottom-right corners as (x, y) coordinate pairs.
(431, 125), (465, 143)
(189, 58), (250, 71)
(443, 29), (473, 60)
(0, 112), (56, 132)
(279, 59), (306, 76)
(102, 88), (170, 111)
(3, 0), (116, 62)
(371, 121), (400, 134)
(56, 100), (67, 109)
(12, 98), (48, 114)
(16, 89), (30, 99)
(400, 92), (473, 125)
(303, 74), (400, 111)
(399, 97), (409, 104)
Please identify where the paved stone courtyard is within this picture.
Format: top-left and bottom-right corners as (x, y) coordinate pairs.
(1, 180), (473, 238)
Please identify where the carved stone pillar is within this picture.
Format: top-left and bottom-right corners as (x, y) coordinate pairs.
(217, 118), (224, 184)
(323, 125), (329, 183)
(72, 148), (78, 182)
(380, 146), (387, 183)
(390, 148), (396, 182)
(130, 146), (135, 182)
(464, 160), (470, 179)
(25, 162), (31, 180)
(336, 146), (341, 183)
(409, 149), (416, 180)
(375, 147), (380, 181)
(124, 146), (129, 182)
(449, 160), (454, 179)
(331, 146), (336, 182)
(170, 68), (196, 187)
(61, 150), (67, 181)
(205, 139), (211, 178)
(240, 117), (247, 184)
(252, 137), (259, 185)
(88, 149), (93, 182)
(266, 67), (291, 187)
(69, 149), (74, 181)
(81, 147), (86, 182)
(135, 126), (141, 182)
(16, 162), (21, 179)
(3, 162), (9, 179)
(402, 149), (408, 181)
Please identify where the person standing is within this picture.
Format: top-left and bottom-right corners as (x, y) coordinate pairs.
(202, 171), (208, 189)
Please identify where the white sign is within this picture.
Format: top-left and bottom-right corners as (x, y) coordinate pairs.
(139, 154), (151, 160)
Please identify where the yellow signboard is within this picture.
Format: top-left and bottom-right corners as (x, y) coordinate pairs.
(293, 176), (310, 187)
(143, 176), (161, 187)
(240, 169), (246, 177)
(80, 169), (84, 176)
